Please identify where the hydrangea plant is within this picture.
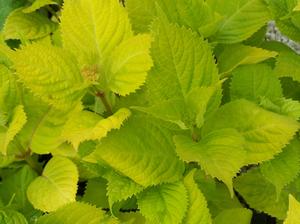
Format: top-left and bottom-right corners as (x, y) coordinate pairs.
(0, 0), (300, 223)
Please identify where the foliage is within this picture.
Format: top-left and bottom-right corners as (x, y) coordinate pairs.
(0, 0), (300, 223)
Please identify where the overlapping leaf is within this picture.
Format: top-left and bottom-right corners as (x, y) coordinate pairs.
(202, 99), (299, 164)
(27, 157), (78, 212)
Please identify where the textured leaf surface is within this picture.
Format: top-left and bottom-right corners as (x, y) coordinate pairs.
(0, 209), (28, 224)
(61, 0), (132, 67)
(260, 140), (300, 199)
(260, 97), (300, 120)
(91, 115), (184, 187)
(214, 0), (271, 43)
(27, 157), (78, 212)
(218, 44), (277, 76)
(36, 202), (109, 224)
(102, 34), (153, 95)
(213, 208), (252, 224)
(230, 64), (282, 102)
(0, 64), (19, 114)
(62, 108), (131, 149)
(3, 9), (57, 40)
(202, 99), (299, 164)
(234, 168), (288, 219)
(141, 16), (219, 128)
(0, 105), (26, 155)
(183, 170), (212, 224)
(13, 43), (86, 109)
(137, 182), (188, 224)
(275, 51), (300, 82)
(284, 195), (300, 224)
(174, 128), (246, 195)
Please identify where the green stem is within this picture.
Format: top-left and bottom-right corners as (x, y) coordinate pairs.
(25, 155), (42, 175)
(96, 91), (113, 115)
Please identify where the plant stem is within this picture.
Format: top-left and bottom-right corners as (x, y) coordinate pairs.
(96, 91), (113, 115)
(25, 154), (42, 175)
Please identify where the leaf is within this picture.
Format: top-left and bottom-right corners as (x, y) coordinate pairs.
(0, 209), (28, 224)
(27, 156), (79, 212)
(294, 1), (300, 11)
(19, 95), (77, 154)
(0, 165), (38, 217)
(23, 0), (58, 13)
(174, 128), (246, 195)
(3, 9), (57, 40)
(102, 34), (153, 96)
(0, 0), (27, 30)
(217, 44), (278, 76)
(234, 168), (288, 219)
(284, 195), (300, 224)
(61, 0), (133, 67)
(213, 208), (252, 224)
(13, 43), (86, 109)
(260, 140), (300, 199)
(275, 50), (300, 82)
(1, 105), (27, 155)
(82, 177), (109, 208)
(139, 16), (219, 128)
(36, 202), (110, 224)
(0, 64), (20, 114)
(90, 115), (184, 187)
(137, 182), (188, 224)
(194, 170), (243, 217)
(62, 108), (131, 149)
(104, 170), (143, 214)
(213, 0), (271, 43)
(183, 169), (212, 224)
(202, 99), (300, 164)
(230, 64), (283, 102)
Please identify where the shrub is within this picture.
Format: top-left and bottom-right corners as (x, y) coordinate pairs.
(0, 0), (300, 223)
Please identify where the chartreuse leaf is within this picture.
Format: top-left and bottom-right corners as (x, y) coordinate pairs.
(138, 16), (219, 128)
(61, 0), (152, 95)
(174, 128), (246, 195)
(27, 156), (78, 212)
(294, 1), (300, 11)
(36, 202), (115, 224)
(0, 165), (37, 218)
(13, 43), (86, 109)
(61, 0), (132, 67)
(102, 34), (153, 96)
(0, 209), (28, 224)
(202, 99), (300, 164)
(62, 108), (131, 149)
(213, 0), (271, 43)
(104, 169), (143, 215)
(260, 97), (300, 120)
(0, 64), (19, 114)
(284, 195), (300, 224)
(275, 50), (300, 82)
(23, 0), (58, 13)
(89, 115), (184, 187)
(213, 208), (252, 224)
(217, 44), (277, 76)
(260, 140), (300, 199)
(183, 169), (212, 224)
(137, 182), (188, 224)
(3, 9), (57, 40)
(0, 105), (26, 155)
(19, 94), (79, 154)
(230, 64), (283, 102)
(234, 168), (288, 219)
